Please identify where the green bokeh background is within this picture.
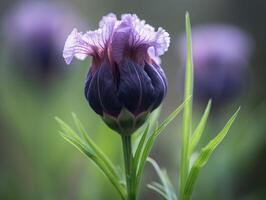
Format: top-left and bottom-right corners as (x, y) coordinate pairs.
(0, 0), (266, 199)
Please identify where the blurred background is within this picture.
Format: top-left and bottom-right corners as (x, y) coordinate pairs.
(0, 0), (265, 199)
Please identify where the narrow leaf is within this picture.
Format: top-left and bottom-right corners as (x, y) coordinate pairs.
(59, 131), (94, 157)
(184, 107), (240, 198)
(71, 113), (119, 180)
(133, 123), (150, 173)
(147, 184), (168, 200)
(136, 97), (191, 188)
(149, 106), (162, 130)
(57, 118), (126, 200)
(155, 97), (191, 137)
(148, 158), (177, 200)
(150, 182), (166, 192)
(55, 117), (82, 143)
(190, 100), (212, 154)
(180, 12), (194, 196)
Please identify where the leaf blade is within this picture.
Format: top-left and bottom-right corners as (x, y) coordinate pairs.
(132, 123), (150, 176)
(136, 97), (191, 188)
(184, 107), (240, 198)
(56, 117), (126, 200)
(55, 117), (82, 143)
(148, 158), (177, 200)
(190, 100), (212, 154)
(147, 184), (168, 200)
(71, 113), (119, 180)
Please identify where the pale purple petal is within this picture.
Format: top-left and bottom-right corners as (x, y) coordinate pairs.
(63, 13), (170, 65)
(63, 14), (119, 65)
(109, 23), (131, 63)
(63, 28), (91, 64)
(153, 27), (170, 56)
(110, 14), (170, 63)
(63, 28), (108, 65)
(121, 14), (170, 56)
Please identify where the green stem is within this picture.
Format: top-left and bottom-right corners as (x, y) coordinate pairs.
(122, 135), (136, 200)
(180, 12), (193, 200)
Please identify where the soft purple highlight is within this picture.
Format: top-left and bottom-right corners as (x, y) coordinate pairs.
(178, 24), (253, 105)
(179, 25), (253, 69)
(2, 1), (85, 84)
(4, 1), (84, 52)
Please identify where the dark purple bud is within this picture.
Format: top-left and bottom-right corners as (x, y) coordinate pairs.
(64, 13), (170, 135)
(145, 60), (168, 110)
(85, 60), (122, 117)
(117, 59), (155, 114)
(85, 58), (167, 135)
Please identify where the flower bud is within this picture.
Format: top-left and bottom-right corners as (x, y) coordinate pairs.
(3, 2), (84, 85)
(63, 14), (170, 134)
(178, 25), (253, 107)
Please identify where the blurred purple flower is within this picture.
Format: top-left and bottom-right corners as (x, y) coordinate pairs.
(3, 1), (83, 84)
(178, 24), (253, 106)
(63, 13), (170, 134)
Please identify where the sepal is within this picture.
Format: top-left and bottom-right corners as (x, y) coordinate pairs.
(102, 109), (149, 135)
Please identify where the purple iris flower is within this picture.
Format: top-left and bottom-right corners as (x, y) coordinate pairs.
(3, 1), (83, 84)
(63, 13), (170, 134)
(178, 25), (253, 106)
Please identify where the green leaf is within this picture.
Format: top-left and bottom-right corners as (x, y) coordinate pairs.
(55, 117), (83, 144)
(183, 107), (240, 198)
(149, 106), (162, 130)
(148, 158), (177, 200)
(71, 113), (119, 181)
(133, 123), (150, 174)
(132, 106), (161, 154)
(136, 97), (191, 189)
(59, 131), (94, 157)
(132, 122), (150, 196)
(147, 183), (168, 200)
(180, 12), (194, 196)
(149, 182), (166, 192)
(56, 117), (126, 200)
(190, 100), (212, 154)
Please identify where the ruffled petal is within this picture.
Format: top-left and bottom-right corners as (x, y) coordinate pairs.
(153, 27), (170, 56)
(99, 13), (118, 41)
(63, 14), (118, 65)
(109, 14), (170, 64)
(63, 28), (94, 64)
(63, 13), (170, 66)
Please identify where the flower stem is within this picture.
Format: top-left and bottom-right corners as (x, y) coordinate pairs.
(121, 135), (136, 200)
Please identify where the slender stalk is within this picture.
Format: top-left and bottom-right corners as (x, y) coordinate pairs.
(180, 12), (193, 200)
(122, 135), (136, 200)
